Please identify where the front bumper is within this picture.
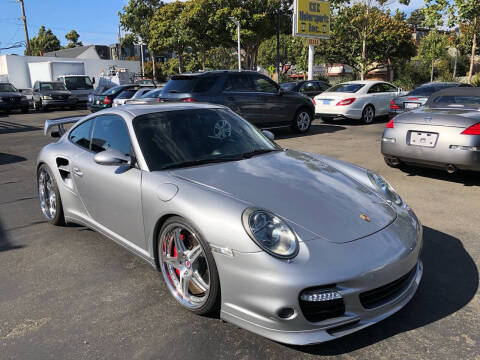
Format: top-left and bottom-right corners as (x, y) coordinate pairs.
(216, 208), (423, 345)
(382, 124), (480, 171)
(0, 100), (30, 110)
(43, 99), (78, 108)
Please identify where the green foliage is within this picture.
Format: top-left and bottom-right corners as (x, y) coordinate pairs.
(407, 9), (426, 29)
(472, 72), (480, 86)
(257, 34), (308, 73)
(392, 61), (431, 90)
(204, 47), (238, 70)
(65, 30), (82, 48)
(27, 26), (61, 56)
(119, 0), (164, 43)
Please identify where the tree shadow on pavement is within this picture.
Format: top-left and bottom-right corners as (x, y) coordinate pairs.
(291, 226), (478, 356)
(273, 124), (346, 140)
(0, 120), (41, 135)
(399, 165), (480, 187)
(0, 153), (27, 166)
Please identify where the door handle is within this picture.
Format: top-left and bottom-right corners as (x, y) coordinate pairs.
(73, 167), (83, 177)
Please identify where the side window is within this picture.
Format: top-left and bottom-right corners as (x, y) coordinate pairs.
(382, 83), (397, 92)
(69, 120), (93, 150)
(301, 82), (318, 93)
(223, 74), (255, 92)
(368, 84), (383, 94)
(91, 115), (132, 156)
(193, 76), (220, 93)
(252, 75), (278, 93)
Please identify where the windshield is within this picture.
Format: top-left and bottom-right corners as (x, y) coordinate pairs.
(431, 95), (480, 108)
(0, 83), (17, 92)
(103, 86), (129, 95)
(63, 76), (93, 90)
(408, 85), (447, 97)
(327, 83), (365, 93)
(133, 109), (279, 171)
(163, 76), (198, 93)
(280, 83), (297, 91)
(142, 89), (162, 98)
(40, 82), (67, 91)
(116, 90), (137, 99)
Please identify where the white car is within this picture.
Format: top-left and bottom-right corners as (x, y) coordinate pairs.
(113, 88), (154, 107)
(314, 81), (403, 124)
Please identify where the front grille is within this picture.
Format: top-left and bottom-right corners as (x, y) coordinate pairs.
(52, 95), (68, 100)
(359, 267), (416, 309)
(2, 96), (20, 103)
(299, 288), (345, 322)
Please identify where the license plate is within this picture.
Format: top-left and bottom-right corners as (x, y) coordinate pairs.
(404, 102), (420, 109)
(322, 99), (331, 105)
(409, 131), (438, 147)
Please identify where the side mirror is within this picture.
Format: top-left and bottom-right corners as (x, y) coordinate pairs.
(50, 130), (61, 138)
(92, 77), (96, 84)
(262, 130), (275, 141)
(94, 149), (131, 166)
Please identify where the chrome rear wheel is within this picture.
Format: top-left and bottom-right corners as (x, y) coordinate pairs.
(37, 165), (64, 225)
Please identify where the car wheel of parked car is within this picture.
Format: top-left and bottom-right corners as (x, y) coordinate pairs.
(37, 164), (65, 226)
(361, 105), (375, 124)
(158, 216), (220, 315)
(292, 108), (312, 133)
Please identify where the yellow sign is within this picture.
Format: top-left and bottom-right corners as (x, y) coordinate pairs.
(293, 0), (330, 39)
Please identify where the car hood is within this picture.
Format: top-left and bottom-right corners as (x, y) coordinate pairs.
(0, 92), (22, 97)
(172, 150), (396, 244)
(42, 90), (72, 96)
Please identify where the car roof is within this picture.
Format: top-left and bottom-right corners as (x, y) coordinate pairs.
(171, 70), (261, 77)
(343, 80), (386, 85)
(108, 103), (227, 119)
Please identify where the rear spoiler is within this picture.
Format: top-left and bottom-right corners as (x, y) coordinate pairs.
(44, 116), (83, 136)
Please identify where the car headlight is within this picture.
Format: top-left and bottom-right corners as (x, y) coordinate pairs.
(367, 171), (403, 206)
(43, 95), (52, 100)
(242, 208), (299, 259)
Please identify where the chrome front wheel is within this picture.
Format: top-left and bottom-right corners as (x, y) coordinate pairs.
(159, 218), (219, 314)
(293, 109), (312, 133)
(362, 105), (375, 124)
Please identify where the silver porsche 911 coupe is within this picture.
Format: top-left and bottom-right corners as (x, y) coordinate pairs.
(38, 103), (423, 345)
(382, 87), (480, 173)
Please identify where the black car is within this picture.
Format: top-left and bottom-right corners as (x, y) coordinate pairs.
(88, 84), (140, 112)
(158, 71), (315, 133)
(0, 82), (30, 113)
(389, 82), (472, 116)
(280, 80), (331, 98)
(32, 81), (77, 111)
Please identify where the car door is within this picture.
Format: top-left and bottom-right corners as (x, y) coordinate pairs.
(222, 74), (263, 124)
(251, 74), (297, 126)
(379, 83), (399, 115)
(70, 114), (146, 250)
(366, 83), (384, 113)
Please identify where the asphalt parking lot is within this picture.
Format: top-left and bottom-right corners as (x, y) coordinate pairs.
(1, 109), (479, 360)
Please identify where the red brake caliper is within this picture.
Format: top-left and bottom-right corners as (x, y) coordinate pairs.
(173, 233), (185, 277)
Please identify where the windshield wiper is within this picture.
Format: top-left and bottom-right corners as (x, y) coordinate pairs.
(161, 156), (244, 170)
(240, 149), (281, 159)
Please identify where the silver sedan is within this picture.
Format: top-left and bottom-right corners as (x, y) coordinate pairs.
(37, 103), (422, 345)
(382, 87), (480, 173)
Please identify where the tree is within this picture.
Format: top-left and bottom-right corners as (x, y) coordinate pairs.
(27, 26), (61, 56)
(149, 1), (192, 73)
(258, 34), (308, 74)
(418, 30), (449, 81)
(408, 9), (426, 29)
(323, 5), (416, 79)
(119, 0), (165, 77)
(65, 30), (83, 48)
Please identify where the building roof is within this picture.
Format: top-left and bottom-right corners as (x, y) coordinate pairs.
(44, 45), (93, 58)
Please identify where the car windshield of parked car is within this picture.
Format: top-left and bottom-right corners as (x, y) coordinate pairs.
(116, 90), (137, 99)
(142, 89), (162, 98)
(163, 75), (219, 94)
(408, 85), (452, 97)
(64, 76), (93, 90)
(0, 83), (17, 92)
(40, 82), (67, 91)
(431, 95), (480, 108)
(102, 86), (126, 95)
(133, 109), (279, 171)
(327, 83), (365, 93)
(280, 83), (297, 91)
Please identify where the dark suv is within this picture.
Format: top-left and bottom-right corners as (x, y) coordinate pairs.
(158, 71), (315, 133)
(0, 82), (29, 113)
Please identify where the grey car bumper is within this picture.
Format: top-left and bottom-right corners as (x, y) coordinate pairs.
(216, 208), (423, 345)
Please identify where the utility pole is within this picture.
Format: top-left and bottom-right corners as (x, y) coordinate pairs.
(17, 0), (31, 56)
(229, 17), (241, 72)
(117, 25), (121, 60)
(276, 7), (280, 83)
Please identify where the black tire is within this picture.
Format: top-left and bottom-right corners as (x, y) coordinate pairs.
(70, 104), (77, 110)
(158, 216), (220, 315)
(291, 108), (313, 134)
(37, 164), (65, 226)
(21, 107), (29, 114)
(361, 105), (375, 124)
(384, 156), (402, 168)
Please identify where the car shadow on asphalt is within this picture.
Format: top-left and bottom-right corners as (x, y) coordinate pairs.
(0, 120), (41, 135)
(273, 124), (347, 140)
(0, 153), (27, 166)
(289, 226), (478, 355)
(0, 219), (24, 253)
(400, 166), (480, 187)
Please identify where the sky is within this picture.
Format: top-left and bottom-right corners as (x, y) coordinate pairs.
(0, 0), (424, 56)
